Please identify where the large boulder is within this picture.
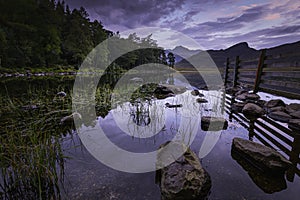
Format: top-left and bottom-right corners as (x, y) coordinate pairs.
(156, 142), (211, 200)
(231, 149), (287, 194)
(288, 119), (300, 131)
(201, 116), (228, 131)
(154, 84), (186, 99)
(264, 99), (285, 109)
(242, 103), (265, 120)
(232, 138), (292, 174)
(268, 111), (292, 123)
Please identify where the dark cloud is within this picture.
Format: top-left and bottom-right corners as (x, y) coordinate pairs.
(65, 0), (186, 28)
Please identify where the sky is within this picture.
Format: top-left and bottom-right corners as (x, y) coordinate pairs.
(65, 0), (300, 50)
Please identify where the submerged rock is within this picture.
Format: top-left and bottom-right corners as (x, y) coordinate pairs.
(191, 89), (200, 96)
(288, 119), (300, 131)
(196, 98), (208, 103)
(201, 116), (228, 131)
(57, 91), (67, 97)
(231, 149), (287, 194)
(268, 111), (292, 123)
(165, 103), (183, 108)
(242, 103), (265, 120)
(231, 138), (292, 174)
(264, 99), (285, 109)
(156, 142), (211, 200)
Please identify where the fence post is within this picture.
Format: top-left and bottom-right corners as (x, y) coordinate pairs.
(253, 49), (266, 93)
(224, 57), (230, 87)
(233, 56), (240, 87)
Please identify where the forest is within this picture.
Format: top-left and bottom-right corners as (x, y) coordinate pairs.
(0, 0), (169, 73)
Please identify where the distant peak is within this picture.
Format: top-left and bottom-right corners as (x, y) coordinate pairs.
(229, 42), (249, 49)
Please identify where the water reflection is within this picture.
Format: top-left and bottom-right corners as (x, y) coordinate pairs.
(225, 93), (300, 191)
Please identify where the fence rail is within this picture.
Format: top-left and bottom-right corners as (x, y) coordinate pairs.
(224, 49), (300, 99)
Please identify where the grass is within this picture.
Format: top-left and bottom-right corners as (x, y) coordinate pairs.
(0, 86), (73, 200)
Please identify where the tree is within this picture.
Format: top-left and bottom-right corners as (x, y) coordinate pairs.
(167, 52), (175, 68)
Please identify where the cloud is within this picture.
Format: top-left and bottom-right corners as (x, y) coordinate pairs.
(65, 0), (186, 29)
(64, 0), (300, 49)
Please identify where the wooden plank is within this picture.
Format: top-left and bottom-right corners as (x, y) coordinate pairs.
(260, 116), (295, 137)
(261, 79), (300, 89)
(259, 86), (300, 100)
(238, 76), (255, 84)
(262, 71), (300, 79)
(255, 120), (293, 146)
(253, 49), (266, 93)
(239, 64), (258, 69)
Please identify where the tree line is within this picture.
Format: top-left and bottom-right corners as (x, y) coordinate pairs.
(0, 0), (176, 71)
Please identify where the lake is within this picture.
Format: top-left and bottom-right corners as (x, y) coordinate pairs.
(0, 73), (299, 200)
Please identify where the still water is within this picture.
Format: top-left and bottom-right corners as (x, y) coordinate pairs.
(0, 75), (299, 200)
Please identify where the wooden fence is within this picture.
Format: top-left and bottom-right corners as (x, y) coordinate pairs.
(224, 95), (300, 181)
(224, 49), (300, 99)
(223, 49), (300, 181)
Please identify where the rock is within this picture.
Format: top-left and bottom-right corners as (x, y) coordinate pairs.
(242, 103), (265, 120)
(231, 102), (246, 112)
(290, 111), (300, 119)
(201, 116), (228, 131)
(165, 103), (182, 108)
(268, 106), (285, 113)
(196, 98), (208, 103)
(154, 85), (174, 99)
(286, 103), (300, 114)
(232, 138), (292, 174)
(231, 149), (287, 194)
(264, 99), (285, 108)
(191, 89), (200, 96)
(268, 111), (291, 123)
(57, 91), (67, 97)
(288, 119), (300, 131)
(235, 89), (249, 96)
(191, 89), (205, 97)
(156, 142), (211, 200)
(236, 93), (247, 101)
(246, 93), (260, 101)
(256, 100), (267, 108)
(226, 87), (240, 95)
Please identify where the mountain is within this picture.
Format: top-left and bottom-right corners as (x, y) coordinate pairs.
(175, 41), (300, 70)
(166, 46), (202, 63)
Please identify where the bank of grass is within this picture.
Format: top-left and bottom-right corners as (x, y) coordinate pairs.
(0, 87), (73, 199)
(0, 65), (77, 75)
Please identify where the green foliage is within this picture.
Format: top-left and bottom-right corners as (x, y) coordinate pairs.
(0, 0), (109, 69)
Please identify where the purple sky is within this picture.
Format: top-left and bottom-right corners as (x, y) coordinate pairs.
(65, 0), (300, 50)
